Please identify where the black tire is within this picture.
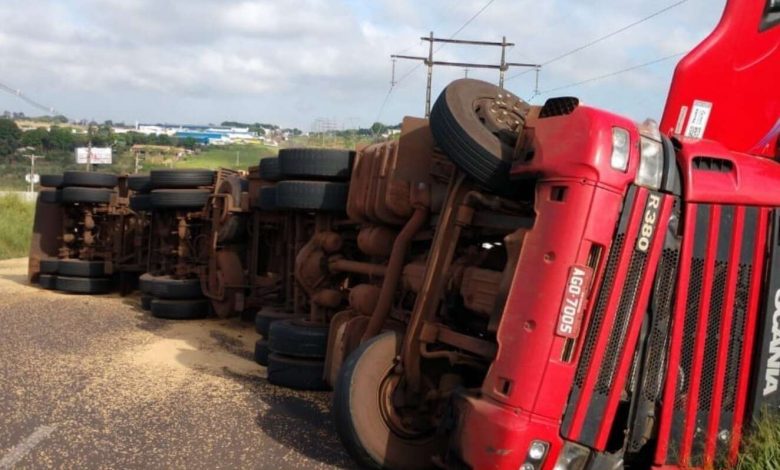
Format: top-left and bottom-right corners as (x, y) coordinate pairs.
(150, 169), (215, 189)
(40, 174), (63, 188)
(61, 187), (113, 204)
(129, 194), (152, 212)
(334, 332), (442, 470)
(62, 171), (118, 188)
(268, 319), (329, 358)
(38, 189), (61, 204)
(150, 189), (210, 210)
(128, 174), (152, 193)
(139, 273), (203, 299)
(255, 339), (270, 366)
(278, 148), (354, 181)
(254, 186), (277, 211)
(267, 353), (328, 391)
(259, 157), (281, 182)
(141, 294), (153, 311)
(254, 309), (297, 337)
(151, 298), (210, 319)
(275, 181), (347, 212)
(57, 259), (106, 278)
(39, 258), (59, 274)
(55, 276), (112, 294)
(430, 78), (530, 193)
(38, 274), (57, 289)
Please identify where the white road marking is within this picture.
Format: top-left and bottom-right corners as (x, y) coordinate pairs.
(0, 425), (57, 469)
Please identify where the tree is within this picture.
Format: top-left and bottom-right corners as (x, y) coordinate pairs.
(180, 137), (199, 150)
(47, 126), (75, 151)
(0, 119), (22, 158)
(370, 122), (387, 135)
(21, 128), (49, 149)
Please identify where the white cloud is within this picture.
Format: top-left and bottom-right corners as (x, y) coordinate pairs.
(0, 0), (726, 127)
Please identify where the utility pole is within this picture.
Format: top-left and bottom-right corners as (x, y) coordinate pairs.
(392, 33), (541, 116)
(424, 31), (434, 118)
(23, 153), (44, 193)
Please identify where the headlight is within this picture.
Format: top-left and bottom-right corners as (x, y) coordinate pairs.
(635, 119), (664, 190)
(636, 135), (664, 190)
(553, 442), (590, 470)
(610, 127), (630, 172)
(521, 440), (549, 469)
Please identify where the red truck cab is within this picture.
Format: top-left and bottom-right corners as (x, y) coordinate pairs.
(452, 1), (780, 468)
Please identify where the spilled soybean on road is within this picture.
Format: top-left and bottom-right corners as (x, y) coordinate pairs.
(0, 258), (356, 469)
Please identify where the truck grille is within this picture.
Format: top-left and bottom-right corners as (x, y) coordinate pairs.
(562, 187), (674, 449)
(658, 205), (766, 468)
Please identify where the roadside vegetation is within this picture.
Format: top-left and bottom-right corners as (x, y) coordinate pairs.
(737, 412), (780, 470)
(0, 117), (398, 190)
(0, 194), (34, 260)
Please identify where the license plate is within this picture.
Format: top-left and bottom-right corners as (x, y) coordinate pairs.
(556, 265), (594, 339)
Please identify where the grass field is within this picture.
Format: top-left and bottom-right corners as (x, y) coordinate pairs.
(173, 144), (277, 170)
(136, 144), (278, 172)
(0, 194), (34, 260)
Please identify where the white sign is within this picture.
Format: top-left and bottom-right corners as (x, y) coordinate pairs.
(684, 100), (713, 140)
(25, 174), (40, 183)
(76, 147), (113, 165)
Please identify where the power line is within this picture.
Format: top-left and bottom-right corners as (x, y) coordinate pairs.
(506, 0), (689, 81)
(446, 0), (497, 44)
(0, 80), (57, 115)
(373, 87), (395, 126)
(538, 52), (685, 95)
(393, 0), (497, 88)
(374, 0), (498, 123)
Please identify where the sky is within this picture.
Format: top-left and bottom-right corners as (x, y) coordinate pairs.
(0, 0), (727, 130)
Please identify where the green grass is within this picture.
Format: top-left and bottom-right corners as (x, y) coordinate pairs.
(0, 194), (34, 260)
(737, 412), (780, 470)
(143, 144), (277, 171)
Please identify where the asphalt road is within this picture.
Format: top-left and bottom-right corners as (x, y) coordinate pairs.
(0, 258), (357, 469)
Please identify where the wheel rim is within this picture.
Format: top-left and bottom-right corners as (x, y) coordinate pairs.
(378, 373), (437, 442)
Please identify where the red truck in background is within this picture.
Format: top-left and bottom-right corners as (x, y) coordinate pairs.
(332, 1), (780, 469)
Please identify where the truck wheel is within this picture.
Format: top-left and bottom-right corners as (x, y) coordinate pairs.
(334, 332), (442, 470)
(275, 181), (348, 212)
(267, 353), (328, 390)
(255, 339), (270, 366)
(278, 148), (354, 181)
(57, 259), (106, 277)
(61, 187), (113, 204)
(150, 169), (215, 189)
(129, 194), (152, 212)
(38, 274), (57, 289)
(40, 174), (63, 188)
(62, 171), (118, 188)
(128, 174), (152, 193)
(430, 78), (530, 193)
(150, 298), (210, 319)
(55, 276), (112, 294)
(140, 295), (153, 311)
(139, 274), (203, 299)
(38, 189), (61, 204)
(150, 189), (210, 209)
(268, 319), (329, 358)
(259, 157), (281, 182)
(254, 186), (277, 211)
(39, 258), (59, 274)
(255, 309), (296, 337)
